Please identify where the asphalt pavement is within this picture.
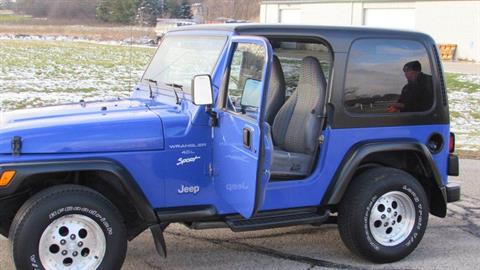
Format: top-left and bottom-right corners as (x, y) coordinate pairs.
(443, 61), (480, 74)
(1, 159), (478, 270)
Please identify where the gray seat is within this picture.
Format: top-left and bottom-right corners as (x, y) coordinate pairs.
(269, 56), (327, 177)
(265, 55), (286, 125)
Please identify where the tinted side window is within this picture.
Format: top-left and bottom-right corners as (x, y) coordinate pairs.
(344, 39), (433, 114)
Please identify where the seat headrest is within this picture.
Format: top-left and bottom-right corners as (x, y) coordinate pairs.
(299, 56), (327, 89)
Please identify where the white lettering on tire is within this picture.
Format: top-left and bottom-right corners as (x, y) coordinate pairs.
(365, 195), (380, 250)
(48, 206), (113, 235)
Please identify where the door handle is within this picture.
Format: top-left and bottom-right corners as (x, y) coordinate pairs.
(243, 128), (252, 149)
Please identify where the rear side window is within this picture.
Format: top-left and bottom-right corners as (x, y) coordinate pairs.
(344, 39), (433, 114)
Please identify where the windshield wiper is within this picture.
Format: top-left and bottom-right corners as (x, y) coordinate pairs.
(145, 78), (157, 99)
(165, 83), (183, 105)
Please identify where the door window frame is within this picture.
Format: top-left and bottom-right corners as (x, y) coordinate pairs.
(218, 36), (273, 124)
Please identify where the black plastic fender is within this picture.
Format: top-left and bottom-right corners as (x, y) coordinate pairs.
(0, 159), (157, 223)
(322, 140), (448, 217)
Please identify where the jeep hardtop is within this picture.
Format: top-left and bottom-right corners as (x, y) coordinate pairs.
(0, 24), (460, 269)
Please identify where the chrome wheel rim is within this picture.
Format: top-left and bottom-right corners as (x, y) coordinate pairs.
(39, 214), (106, 270)
(369, 191), (416, 246)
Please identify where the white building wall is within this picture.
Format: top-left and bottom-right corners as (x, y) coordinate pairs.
(260, 3), (280, 23)
(260, 1), (480, 62)
(351, 2), (364, 25)
(415, 1), (480, 62)
(261, 2), (354, 25)
(298, 3), (353, 25)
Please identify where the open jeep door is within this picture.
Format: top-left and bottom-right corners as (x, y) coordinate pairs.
(212, 36), (273, 218)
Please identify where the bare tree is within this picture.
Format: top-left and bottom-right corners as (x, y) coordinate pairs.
(202, 0), (259, 21)
(16, 0), (99, 19)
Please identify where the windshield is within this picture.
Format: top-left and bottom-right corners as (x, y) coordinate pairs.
(141, 35), (228, 94)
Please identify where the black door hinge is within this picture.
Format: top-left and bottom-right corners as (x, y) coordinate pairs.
(205, 106), (218, 127)
(12, 136), (22, 156)
(209, 112), (218, 127)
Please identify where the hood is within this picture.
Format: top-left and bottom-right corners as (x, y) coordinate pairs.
(0, 99), (165, 154)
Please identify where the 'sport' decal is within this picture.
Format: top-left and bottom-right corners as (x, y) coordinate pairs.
(176, 156), (201, 166)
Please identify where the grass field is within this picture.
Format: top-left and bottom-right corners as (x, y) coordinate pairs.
(445, 73), (480, 150)
(0, 13), (156, 42)
(0, 39), (155, 109)
(0, 39), (479, 150)
(0, 13), (30, 24)
(0, 24), (156, 42)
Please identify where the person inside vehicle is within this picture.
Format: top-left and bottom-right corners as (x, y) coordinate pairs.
(387, 60), (433, 113)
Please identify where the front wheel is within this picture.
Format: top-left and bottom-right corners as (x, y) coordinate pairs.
(9, 185), (127, 270)
(338, 167), (429, 263)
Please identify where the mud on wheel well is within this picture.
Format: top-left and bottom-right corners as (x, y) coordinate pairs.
(0, 171), (150, 240)
(355, 150), (446, 217)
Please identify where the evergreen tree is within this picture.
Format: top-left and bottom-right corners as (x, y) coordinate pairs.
(0, 1), (8, 9)
(136, 0), (162, 26)
(163, 0), (178, 18)
(178, 0), (191, 19)
(96, 0), (139, 24)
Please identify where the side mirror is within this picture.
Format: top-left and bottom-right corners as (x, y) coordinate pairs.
(240, 78), (261, 108)
(191, 75), (213, 106)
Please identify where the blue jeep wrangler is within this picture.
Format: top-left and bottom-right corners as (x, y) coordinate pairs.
(0, 24), (461, 269)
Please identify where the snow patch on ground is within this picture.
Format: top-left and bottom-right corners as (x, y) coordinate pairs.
(0, 34), (157, 47)
(457, 74), (480, 85)
(449, 90), (480, 151)
(0, 39), (154, 110)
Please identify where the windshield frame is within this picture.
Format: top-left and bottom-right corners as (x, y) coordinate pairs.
(140, 32), (229, 95)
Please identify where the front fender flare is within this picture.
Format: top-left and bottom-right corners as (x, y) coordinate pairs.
(0, 159), (157, 223)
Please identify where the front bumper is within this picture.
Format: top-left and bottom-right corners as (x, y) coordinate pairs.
(446, 182), (461, 203)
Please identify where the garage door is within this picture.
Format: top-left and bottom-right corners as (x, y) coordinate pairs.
(280, 9), (301, 24)
(364, 8), (415, 30)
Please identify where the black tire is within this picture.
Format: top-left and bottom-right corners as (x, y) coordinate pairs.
(338, 167), (429, 263)
(9, 185), (127, 270)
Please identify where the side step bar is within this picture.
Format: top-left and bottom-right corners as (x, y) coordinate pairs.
(226, 208), (330, 232)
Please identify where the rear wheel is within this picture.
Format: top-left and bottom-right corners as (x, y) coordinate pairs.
(338, 167), (429, 263)
(9, 185), (127, 270)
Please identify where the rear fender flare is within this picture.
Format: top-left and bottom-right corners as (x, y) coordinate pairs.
(322, 141), (447, 216)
